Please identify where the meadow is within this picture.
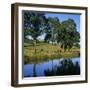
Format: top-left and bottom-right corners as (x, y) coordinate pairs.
(24, 42), (80, 64)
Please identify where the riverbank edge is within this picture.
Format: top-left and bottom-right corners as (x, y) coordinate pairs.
(24, 51), (80, 64)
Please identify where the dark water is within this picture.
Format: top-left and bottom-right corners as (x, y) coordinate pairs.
(24, 57), (80, 77)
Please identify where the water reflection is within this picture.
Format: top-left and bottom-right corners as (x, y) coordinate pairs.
(24, 57), (80, 77)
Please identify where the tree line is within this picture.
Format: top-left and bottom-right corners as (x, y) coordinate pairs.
(23, 11), (80, 51)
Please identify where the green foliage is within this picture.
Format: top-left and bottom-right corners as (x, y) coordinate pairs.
(23, 11), (48, 40)
(45, 17), (61, 43)
(57, 19), (80, 51)
(23, 11), (80, 51)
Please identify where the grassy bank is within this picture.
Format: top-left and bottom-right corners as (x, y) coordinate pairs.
(24, 42), (80, 64)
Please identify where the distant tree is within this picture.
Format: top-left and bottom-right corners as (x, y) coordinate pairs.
(57, 19), (80, 51)
(44, 17), (61, 44)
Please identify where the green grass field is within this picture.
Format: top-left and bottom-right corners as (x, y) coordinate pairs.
(24, 42), (80, 64)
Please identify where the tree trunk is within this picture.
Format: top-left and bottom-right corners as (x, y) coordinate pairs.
(33, 40), (37, 53)
(63, 44), (65, 52)
(33, 64), (36, 77)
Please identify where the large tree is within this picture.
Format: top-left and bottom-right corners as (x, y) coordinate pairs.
(57, 18), (80, 51)
(23, 11), (48, 41)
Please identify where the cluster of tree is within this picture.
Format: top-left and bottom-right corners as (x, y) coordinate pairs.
(23, 11), (80, 51)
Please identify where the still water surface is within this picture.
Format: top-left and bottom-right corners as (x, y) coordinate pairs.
(24, 57), (80, 77)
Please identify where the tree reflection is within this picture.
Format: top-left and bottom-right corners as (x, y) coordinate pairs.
(44, 59), (80, 76)
(24, 58), (80, 77)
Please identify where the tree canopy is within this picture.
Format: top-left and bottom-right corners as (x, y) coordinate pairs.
(23, 11), (48, 40)
(57, 19), (80, 50)
(44, 17), (61, 43)
(23, 11), (80, 50)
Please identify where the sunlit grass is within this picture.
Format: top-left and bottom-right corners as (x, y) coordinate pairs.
(24, 42), (80, 64)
